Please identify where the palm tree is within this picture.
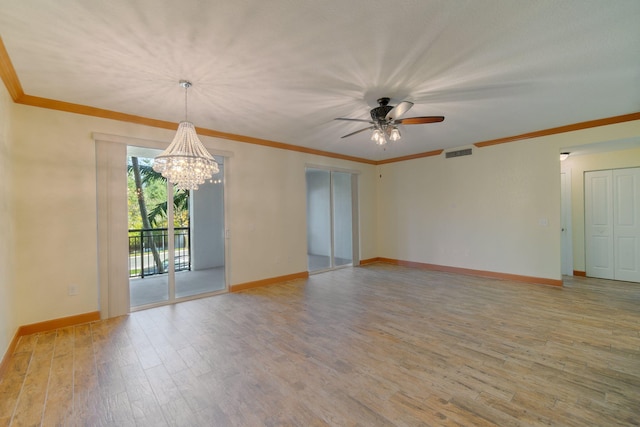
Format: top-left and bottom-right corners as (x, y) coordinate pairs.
(131, 157), (164, 274)
(128, 159), (190, 227)
(148, 190), (189, 228)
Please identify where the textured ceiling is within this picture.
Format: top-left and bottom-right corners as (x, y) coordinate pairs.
(1, 0), (639, 161)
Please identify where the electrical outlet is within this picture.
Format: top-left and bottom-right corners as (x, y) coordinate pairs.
(68, 285), (79, 296)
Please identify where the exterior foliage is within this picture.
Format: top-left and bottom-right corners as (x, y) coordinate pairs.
(127, 157), (190, 229)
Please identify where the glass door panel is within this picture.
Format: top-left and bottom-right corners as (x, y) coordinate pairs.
(176, 158), (226, 298)
(332, 172), (353, 267)
(306, 169), (332, 272)
(127, 151), (169, 307)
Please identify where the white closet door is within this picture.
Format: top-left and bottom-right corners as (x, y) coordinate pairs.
(613, 168), (640, 282)
(585, 170), (614, 279)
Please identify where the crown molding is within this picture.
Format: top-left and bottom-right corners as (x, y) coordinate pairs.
(14, 94), (377, 165)
(473, 112), (640, 148)
(0, 37), (23, 101)
(376, 149), (444, 164)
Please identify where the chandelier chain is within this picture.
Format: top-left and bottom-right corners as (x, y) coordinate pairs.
(184, 83), (188, 121)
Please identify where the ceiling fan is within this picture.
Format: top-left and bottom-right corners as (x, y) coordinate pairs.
(335, 97), (444, 145)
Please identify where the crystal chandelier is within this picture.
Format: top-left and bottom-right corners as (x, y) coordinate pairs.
(153, 80), (219, 190)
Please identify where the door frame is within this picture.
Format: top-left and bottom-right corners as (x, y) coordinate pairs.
(95, 132), (233, 318)
(560, 171), (573, 275)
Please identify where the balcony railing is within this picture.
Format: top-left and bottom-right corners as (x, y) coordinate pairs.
(128, 227), (191, 278)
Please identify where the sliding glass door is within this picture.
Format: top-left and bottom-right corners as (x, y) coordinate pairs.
(127, 146), (226, 309)
(176, 176), (226, 299)
(306, 168), (357, 273)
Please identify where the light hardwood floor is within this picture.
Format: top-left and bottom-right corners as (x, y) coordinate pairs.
(1, 263), (639, 426)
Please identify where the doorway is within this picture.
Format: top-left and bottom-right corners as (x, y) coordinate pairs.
(306, 168), (358, 273)
(127, 147), (227, 309)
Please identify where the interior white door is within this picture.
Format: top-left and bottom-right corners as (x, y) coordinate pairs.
(585, 170), (614, 279)
(613, 168), (640, 282)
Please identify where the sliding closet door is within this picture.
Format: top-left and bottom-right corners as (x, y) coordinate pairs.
(306, 169), (332, 271)
(585, 170), (614, 279)
(306, 168), (357, 273)
(585, 167), (640, 282)
(613, 168), (640, 282)
(332, 171), (353, 267)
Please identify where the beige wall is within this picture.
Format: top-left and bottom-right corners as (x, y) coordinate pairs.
(3, 88), (639, 359)
(376, 120), (640, 281)
(0, 84), (16, 357)
(377, 139), (562, 279)
(561, 146), (640, 272)
(9, 103), (377, 328)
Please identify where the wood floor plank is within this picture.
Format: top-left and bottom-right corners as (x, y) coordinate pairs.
(1, 265), (639, 425)
(10, 331), (57, 426)
(41, 328), (75, 426)
(0, 352), (31, 426)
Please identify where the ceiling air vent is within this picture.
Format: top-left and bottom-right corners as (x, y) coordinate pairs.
(445, 148), (472, 159)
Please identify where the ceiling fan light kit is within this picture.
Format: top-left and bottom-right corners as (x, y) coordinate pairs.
(336, 97), (444, 146)
(153, 80), (219, 190)
(371, 124), (401, 146)
(390, 127), (401, 141)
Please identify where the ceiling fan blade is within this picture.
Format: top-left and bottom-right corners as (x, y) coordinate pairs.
(335, 117), (375, 124)
(385, 101), (414, 121)
(341, 126), (374, 138)
(395, 116), (445, 125)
